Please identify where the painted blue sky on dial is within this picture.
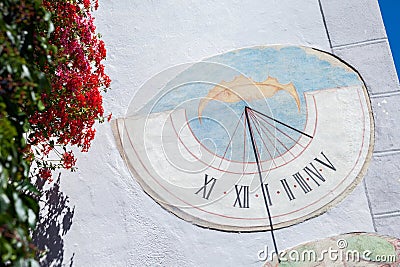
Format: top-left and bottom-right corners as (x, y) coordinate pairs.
(143, 46), (362, 162)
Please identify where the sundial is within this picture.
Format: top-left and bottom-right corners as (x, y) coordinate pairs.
(113, 46), (374, 245)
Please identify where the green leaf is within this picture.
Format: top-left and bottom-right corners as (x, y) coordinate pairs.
(13, 192), (27, 222)
(2, 242), (13, 261)
(30, 90), (37, 102)
(22, 120), (30, 132)
(27, 259), (41, 267)
(44, 12), (51, 22)
(17, 180), (39, 195)
(21, 65), (31, 79)
(0, 192), (10, 212)
(27, 209), (36, 228)
(37, 100), (45, 111)
(6, 30), (15, 45)
(48, 22), (55, 36)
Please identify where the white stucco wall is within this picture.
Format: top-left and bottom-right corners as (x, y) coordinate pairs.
(49, 1), (399, 266)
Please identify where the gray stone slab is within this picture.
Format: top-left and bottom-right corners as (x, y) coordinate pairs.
(371, 94), (400, 152)
(334, 41), (399, 95)
(375, 215), (400, 238)
(364, 153), (400, 215)
(319, 0), (386, 47)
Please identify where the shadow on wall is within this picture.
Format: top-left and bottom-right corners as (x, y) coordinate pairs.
(33, 174), (75, 267)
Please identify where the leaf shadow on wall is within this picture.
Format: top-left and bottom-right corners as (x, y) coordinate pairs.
(33, 174), (75, 267)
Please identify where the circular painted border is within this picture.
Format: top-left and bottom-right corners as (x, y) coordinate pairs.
(113, 45), (375, 232)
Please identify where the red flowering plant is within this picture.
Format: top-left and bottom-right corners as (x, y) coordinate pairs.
(28, 0), (111, 180)
(0, 0), (109, 263)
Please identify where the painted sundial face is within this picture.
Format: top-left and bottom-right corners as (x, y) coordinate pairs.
(114, 46), (374, 231)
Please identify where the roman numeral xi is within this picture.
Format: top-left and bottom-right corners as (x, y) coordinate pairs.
(195, 174), (217, 200)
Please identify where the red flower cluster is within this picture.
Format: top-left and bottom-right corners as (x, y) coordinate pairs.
(39, 168), (53, 181)
(29, 0), (110, 180)
(62, 151), (77, 169)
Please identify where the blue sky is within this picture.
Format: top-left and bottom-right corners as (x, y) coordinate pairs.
(379, 0), (400, 80)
